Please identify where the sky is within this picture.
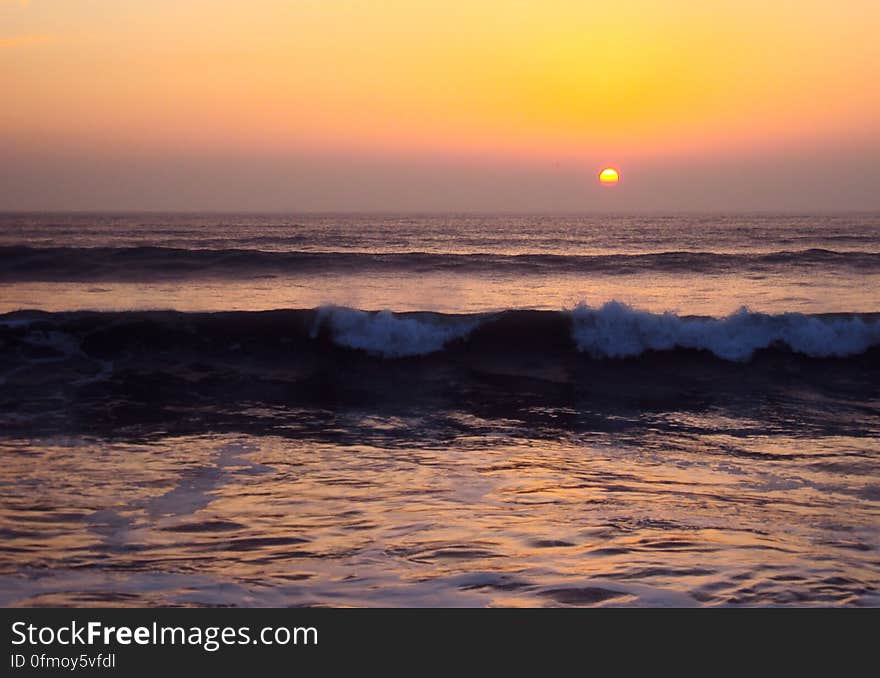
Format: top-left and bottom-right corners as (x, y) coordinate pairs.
(2, 0), (879, 211)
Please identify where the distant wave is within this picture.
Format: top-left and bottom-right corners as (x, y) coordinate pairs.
(3, 304), (879, 362)
(2, 246), (879, 281)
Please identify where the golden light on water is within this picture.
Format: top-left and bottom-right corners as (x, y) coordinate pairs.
(599, 167), (620, 186)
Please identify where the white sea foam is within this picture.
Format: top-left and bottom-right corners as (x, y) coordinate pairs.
(570, 301), (880, 361)
(314, 306), (477, 358)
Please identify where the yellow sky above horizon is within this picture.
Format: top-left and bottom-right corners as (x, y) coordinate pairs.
(3, 0), (879, 162)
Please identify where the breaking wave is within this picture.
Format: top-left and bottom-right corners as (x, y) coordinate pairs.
(570, 301), (880, 361)
(2, 303), (879, 362)
(311, 306), (479, 358)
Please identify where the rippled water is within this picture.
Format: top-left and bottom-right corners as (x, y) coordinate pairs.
(2, 413), (878, 607)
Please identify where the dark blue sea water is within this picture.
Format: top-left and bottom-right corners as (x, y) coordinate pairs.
(1, 213), (878, 606)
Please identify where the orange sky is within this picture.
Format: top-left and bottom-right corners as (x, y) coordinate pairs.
(2, 1), (879, 210)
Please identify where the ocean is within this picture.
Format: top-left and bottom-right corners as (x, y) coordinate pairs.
(1, 212), (878, 606)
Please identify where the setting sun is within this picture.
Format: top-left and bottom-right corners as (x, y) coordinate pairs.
(599, 168), (620, 186)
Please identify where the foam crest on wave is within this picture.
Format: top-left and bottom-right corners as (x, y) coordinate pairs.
(570, 301), (880, 361)
(312, 306), (478, 358)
